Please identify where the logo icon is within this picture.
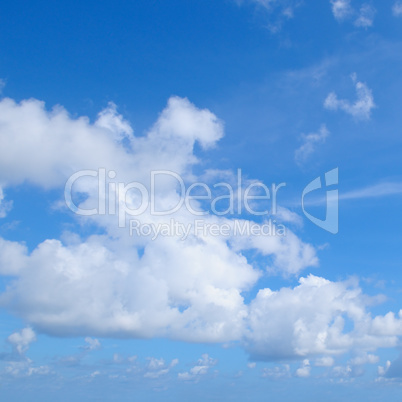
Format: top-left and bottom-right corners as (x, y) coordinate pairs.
(302, 168), (338, 234)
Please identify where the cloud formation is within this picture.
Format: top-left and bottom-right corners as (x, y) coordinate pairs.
(7, 328), (36, 355)
(144, 357), (179, 379)
(178, 354), (217, 381)
(0, 96), (400, 366)
(295, 359), (311, 378)
(393, 2), (402, 16)
(246, 275), (402, 361)
(331, 0), (353, 20)
(295, 125), (329, 165)
(0, 95), (316, 345)
(324, 74), (375, 120)
(340, 182), (402, 200)
(354, 4), (376, 27)
(0, 187), (12, 218)
(330, 1), (376, 27)
(240, 0), (300, 32)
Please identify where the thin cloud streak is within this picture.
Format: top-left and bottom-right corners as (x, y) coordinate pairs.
(340, 182), (402, 200)
(301, 181), (402, 207)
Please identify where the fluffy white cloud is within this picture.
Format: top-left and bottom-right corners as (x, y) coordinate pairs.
(370, 310), (402, 336)
(178, 354), (217, 381)
(393, 2), (402, 16)
(332, 364), (352, 378)
(0, 187), (13, 218)
(240, 0), (300, 32)
(315, 356), (335, 367)
(0, 95), (401, 366)
(330, 1), (376, 27)
(0, 235), (259, 341)
(0, 96), (224, 190)
(152, 96), (223, 149)
(324, 74), (375, 120)
(144, 357), (179, 379)
(0, 98), (127, 188)
(2, 327), (53, 379)
(354, 4), (376, 27)
(95, 102), (133, 141)
(4, 360), (51, 378)
(378, 360), (391, 377)
(245, 275), (402, 361)
(330, 0), (353, 20)
(7, 328), (36, 355)
(349, 353), (379, 366)
(83, 337), (101, 351)
(295, 359), (311, 378)
(0, 95), (319, 345)
(295, 125), (329, 165)
(261, 364), (290, 378)
(0, 237), (28, 276)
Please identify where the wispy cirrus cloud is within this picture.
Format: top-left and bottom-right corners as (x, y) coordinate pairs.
(302, 181), (402, 207)
(238, 0), (301, 32)
(340, 182), (402, 200)
(295, 125), (330, 166)
(393, 2), (402, 16)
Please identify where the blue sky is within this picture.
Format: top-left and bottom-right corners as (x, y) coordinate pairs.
(1, 0), (402, 400)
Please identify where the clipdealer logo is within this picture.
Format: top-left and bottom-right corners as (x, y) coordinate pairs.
(302, 168), (339, 234)
(64, 168), (339, 236)
(64, 169), (286, 225)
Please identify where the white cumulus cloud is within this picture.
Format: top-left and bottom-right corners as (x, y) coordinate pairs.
(0, 187), (13, 218)
(83, 337), (101, 351)
(331, 0), (353, 20)
(178, 354), (217, 381)
(240, 0), (301, 32)
(354, 4), (376, 27)
(0, 95), (318, 346)
(246, 275), (402, 361)
(330, 1), (376, 27)
(324, 74), (375, 120)
(295, 359), (311, 378)
(7, 327), (36, 355)
(144, 357), (179, 379)
(315, 356), (335, 367)
(0, 96), (401, 366)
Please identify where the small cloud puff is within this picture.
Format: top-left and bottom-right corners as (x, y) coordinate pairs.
(83, 337), (101, 351)
(7, 328), (36, 355)
(330, 1), (376, 27)
(178, 354), (217, 381)
(393, 2), (402, 16)
(324, 74), (375, 120)
(295, 124), (329, 166)
(295, 359), (311, 378)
